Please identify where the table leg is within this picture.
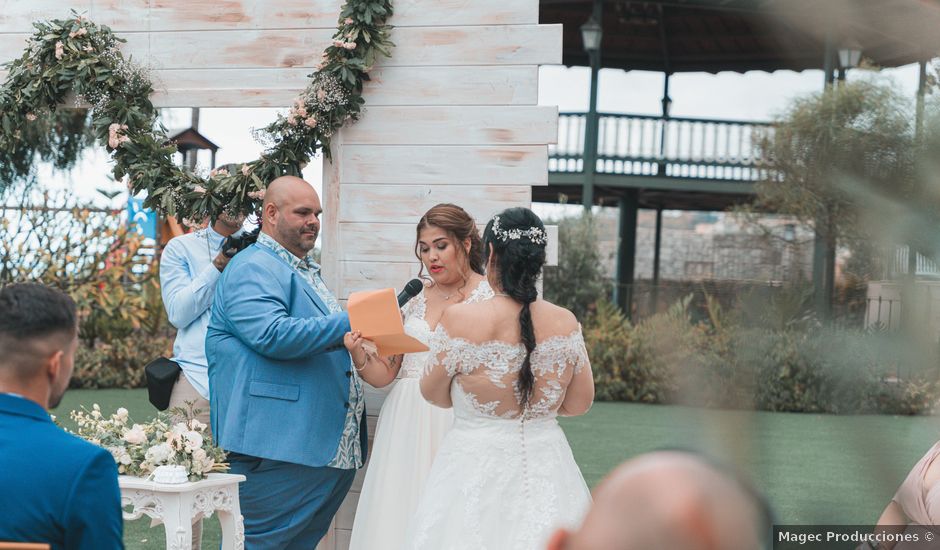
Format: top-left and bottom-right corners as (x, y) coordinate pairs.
(218, 486), (245, 550)
(162, 493), (193, 550)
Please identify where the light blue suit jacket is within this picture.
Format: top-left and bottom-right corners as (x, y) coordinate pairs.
(206, 243), (365, 467)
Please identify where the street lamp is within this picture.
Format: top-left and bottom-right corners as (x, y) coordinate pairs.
(581, 15), (602, 53)
(580, 11), (603, 212)
(838, 38), (862, 69)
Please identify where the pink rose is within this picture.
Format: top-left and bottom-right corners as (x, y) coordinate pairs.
(344, 17), (354, 25)
(54, 41), (64, 60)
(343, 42), (357, 50)
(193, 185), (207, 194)
(241, 164), (251, 176)
(248, 189), (266, 200)
(25, 113), (37, 121)
(332, 39), (345, 48)
(304, 117), (318, 128)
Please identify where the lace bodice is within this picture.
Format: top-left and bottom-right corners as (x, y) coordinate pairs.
(399, 280), (494, 378)
(426, 326), (590, 420)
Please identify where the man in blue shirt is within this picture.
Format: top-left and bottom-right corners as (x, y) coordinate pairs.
(0, 283), (123, 550)
(159, 211), (244, 549)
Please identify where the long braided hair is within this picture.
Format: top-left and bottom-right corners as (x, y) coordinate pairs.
(483, 207), (547, 406)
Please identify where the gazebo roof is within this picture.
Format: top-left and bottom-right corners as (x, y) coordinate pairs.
(542, 0), (940, 73)
(166, 127), (220, 152)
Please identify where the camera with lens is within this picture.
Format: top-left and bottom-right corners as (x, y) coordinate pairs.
(222, 226), (261, 258)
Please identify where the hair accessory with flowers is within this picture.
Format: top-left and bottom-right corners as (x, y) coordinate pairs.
(490, 215), (547, 245)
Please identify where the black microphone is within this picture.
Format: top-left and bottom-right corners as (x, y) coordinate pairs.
(397, 279), (424, 308)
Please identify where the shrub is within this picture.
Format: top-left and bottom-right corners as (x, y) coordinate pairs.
(72, 336), (173, 389)
(543, 213), (612, 320)
(584, 294), (940, 415)
(2, 183), (173, 388)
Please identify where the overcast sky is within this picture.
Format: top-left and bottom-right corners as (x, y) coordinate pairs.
(42, 62), (924, 215)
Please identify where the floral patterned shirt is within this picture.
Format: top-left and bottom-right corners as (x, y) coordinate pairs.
(257, 233), (364, 469)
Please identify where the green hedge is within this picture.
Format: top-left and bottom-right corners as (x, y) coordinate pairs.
(585, 298), (940, 415)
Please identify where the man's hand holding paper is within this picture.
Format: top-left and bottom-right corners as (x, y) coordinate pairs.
(347, 288), (430, 356)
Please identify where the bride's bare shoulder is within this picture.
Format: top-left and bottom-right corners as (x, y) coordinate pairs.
(531, 300), (580, 336)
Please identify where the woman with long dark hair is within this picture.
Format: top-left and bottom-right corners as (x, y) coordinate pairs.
(404, 207), (594, 550)
(348, 204), (493, 550)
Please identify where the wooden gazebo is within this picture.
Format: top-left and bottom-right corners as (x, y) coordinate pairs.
(538, 0), (940, 314)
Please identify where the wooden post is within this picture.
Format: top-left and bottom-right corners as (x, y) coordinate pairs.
(581, 0), (603, 211)
(615, 190), (638, 316)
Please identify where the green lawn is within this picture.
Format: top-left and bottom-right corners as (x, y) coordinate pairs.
(54, 389), (940, 549)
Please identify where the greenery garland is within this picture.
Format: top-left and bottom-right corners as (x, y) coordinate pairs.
(0, 1), (394, 221)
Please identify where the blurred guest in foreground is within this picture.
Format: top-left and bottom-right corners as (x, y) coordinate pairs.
(546, 450), (770, 550)
(0, 283), (123, 550)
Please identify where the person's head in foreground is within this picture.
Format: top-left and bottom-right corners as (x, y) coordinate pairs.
(547, 450), (771, 550)
(0, 283), (78, 409)
(261, 175), (322, 258)
(415, 203), (484, 293)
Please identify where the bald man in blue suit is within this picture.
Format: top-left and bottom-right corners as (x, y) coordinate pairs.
(0, 283), (123, 550)
(207, 176), (367, 549)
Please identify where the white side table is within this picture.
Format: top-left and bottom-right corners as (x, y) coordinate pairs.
(119, 473), (246, 550)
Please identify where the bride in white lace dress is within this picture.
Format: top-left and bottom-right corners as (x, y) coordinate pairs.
(404, 207), (595, 550)
(347, 204), (493, 550)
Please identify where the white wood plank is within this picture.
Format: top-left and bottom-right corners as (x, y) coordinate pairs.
(0, 65), (540, 107)
(0, 34), (28, 64)
(145, 65), (538, 107)
(338, 184), (530, 224)
(546, 225), (558, 266)
(344, 106), (557, 146)
(0, 0), (536, 33)
(338, 261), (422, 299)
(0, 26), (559, 70)
(334, 529), (352, 550)
(320, 135), (343, 293)
(0, 1), (92, 33)
(340, 222), (493, 262)
(128, 26), (561, 70)
(334, 491), (359, 530)
(341, 146), (549, 186)
(89, 0), (149, 32)
(362, 66), (539, 106)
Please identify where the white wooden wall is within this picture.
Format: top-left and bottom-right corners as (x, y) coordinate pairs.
(0, 1), (561, 548)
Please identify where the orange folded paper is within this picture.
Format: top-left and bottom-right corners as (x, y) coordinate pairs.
(347, 288), (430, 356)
